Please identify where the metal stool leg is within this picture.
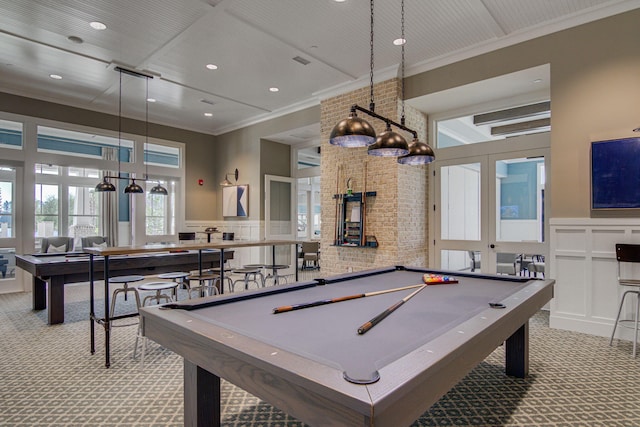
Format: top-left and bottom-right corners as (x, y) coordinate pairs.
(610, 290), (631, 346)
(634, 293), (640, 358)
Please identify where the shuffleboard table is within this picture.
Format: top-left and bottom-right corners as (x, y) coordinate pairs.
(16, 250), (233, 325)
(140, 265), (554, 427)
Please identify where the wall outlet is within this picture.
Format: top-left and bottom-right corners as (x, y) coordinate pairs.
(347, 266), (353, 273)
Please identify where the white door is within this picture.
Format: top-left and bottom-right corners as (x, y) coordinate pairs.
(433, 133), (549, 276)
(0, 165), (23, 293)
(265, 175), (296, 270)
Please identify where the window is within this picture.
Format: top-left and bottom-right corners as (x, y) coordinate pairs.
(436, 101), (550, 148)
(0, 167), (16, 238)
(37, 126), (132, 161)
(35, 183), (59, 237)
(145, 143), (180, 168)
(146, 179), (176, 236)
(35, 164), (103, 244)
(0, 119), (22, 150)
(68, 186), (100, 238)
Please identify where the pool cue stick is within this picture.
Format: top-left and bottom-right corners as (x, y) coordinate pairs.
(361, 161), (367, 246)
(357, 284), (427, 335)
(272, 283), (423, 314)
(334, 164), (340, 245)
(338, 166), (344, 244)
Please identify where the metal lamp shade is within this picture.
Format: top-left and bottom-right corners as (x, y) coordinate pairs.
(95, 177), (116, 192)
(124, 179), (144, 194)
(149, 184), (168, 195)
(329, 112), (376, 147)
(367, 128), (409, 157)
(397, 138), (435, 165)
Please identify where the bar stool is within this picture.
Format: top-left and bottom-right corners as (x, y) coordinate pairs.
(133, 281), (177, 364)
(242, 264), (266, 287)
(187, 272), (220, 298)
(610, 243), (640, 357)
(230, 267), (261, 292)
(138, 281), (179, 306)
(265, 264), (290, 286)
(157, 272), (190, 300)
(109, 275), (144, 319)
(208, 267), (234, 293)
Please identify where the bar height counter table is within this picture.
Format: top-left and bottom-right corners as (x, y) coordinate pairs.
(84, 239), (302, 368)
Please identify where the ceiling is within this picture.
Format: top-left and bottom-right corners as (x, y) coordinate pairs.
(0, 0), (638, 141)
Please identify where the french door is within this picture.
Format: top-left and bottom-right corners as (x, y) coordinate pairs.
(432, 134), (549, 276)
(264, 175), (297, 270)
(0, 165), (22, 293)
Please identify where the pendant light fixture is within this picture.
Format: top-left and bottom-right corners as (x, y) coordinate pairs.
(96, 66), (167, 195)
(329, 0), (421, 159)
(367, 122), (409, 156)
(396, 0), (435, 165)
(329, 0), (377, 148)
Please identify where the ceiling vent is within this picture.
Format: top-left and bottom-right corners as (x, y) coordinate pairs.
(293, 56), (311, 66)
(200, 99), (215, 105)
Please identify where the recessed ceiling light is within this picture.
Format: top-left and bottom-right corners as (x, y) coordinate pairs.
(205, 64), (218, 70)
(269, 87), (279, 92)
(532, 78), (543, 84)
(334, 0), (347, 2)
(393, 38), (406, 46)
(89, 21), (107, 30)
(146, 98), (156, 103)
(204, 112), (213, 117)
(49, 74), (62, 80)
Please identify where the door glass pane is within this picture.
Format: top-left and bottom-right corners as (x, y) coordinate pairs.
(0, 168), (15, 238)
(311, 176), (321, 238)
(35, 184), (59, 238)
(0, 247), (16, 280)
(441, 249), (481, 273)
(268, 180), (293, 263)
(297, 183), (308, 239)
(440, 163), (480, 241)
(146, 179), (176, 235)
(69, 185), (100, 249)
(495, 158), (545, 242)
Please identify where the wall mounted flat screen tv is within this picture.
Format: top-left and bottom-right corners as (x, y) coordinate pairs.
(591, 137), (640, 210)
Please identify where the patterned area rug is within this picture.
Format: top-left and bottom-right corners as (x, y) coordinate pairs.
(1, 282), (640, 427)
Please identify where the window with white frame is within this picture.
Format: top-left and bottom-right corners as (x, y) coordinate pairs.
(0, 167), (16, 238)
(146, 178), (176, 235)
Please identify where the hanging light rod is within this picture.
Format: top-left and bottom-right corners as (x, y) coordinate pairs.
(350, 104), (418, 139)
(110, 63), (159, 79)
(95, 65), (168, 194)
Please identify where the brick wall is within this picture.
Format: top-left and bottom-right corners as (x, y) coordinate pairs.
(320, 79), (429, 274)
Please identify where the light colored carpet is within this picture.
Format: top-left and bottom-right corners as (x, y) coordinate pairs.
(1, 279), (640, 426)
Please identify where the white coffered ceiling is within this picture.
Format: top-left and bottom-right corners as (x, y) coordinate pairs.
(0, 0), (638, 138)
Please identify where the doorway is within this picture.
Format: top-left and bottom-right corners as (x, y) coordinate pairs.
(432, 134), (549, 276)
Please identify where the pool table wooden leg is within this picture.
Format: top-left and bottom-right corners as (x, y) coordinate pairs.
(184, 359), (220, 427)
(33, 276), (47, 311)
(47, 276), (66, 325)
(505, 322), (529, 378)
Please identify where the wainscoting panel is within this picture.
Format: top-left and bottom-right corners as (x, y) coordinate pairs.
(184, 220), (265, 267)
(550, 218), (640, 341)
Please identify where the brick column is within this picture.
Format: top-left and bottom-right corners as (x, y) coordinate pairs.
(320, 79), (429, 274)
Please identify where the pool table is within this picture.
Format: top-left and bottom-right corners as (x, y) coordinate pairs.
(16, 249), (233, 324)
(140, 266), (554, 427)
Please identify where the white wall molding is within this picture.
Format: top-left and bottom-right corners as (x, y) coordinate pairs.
(550, 217), (640, 342)
(184, 220), (266, 267)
